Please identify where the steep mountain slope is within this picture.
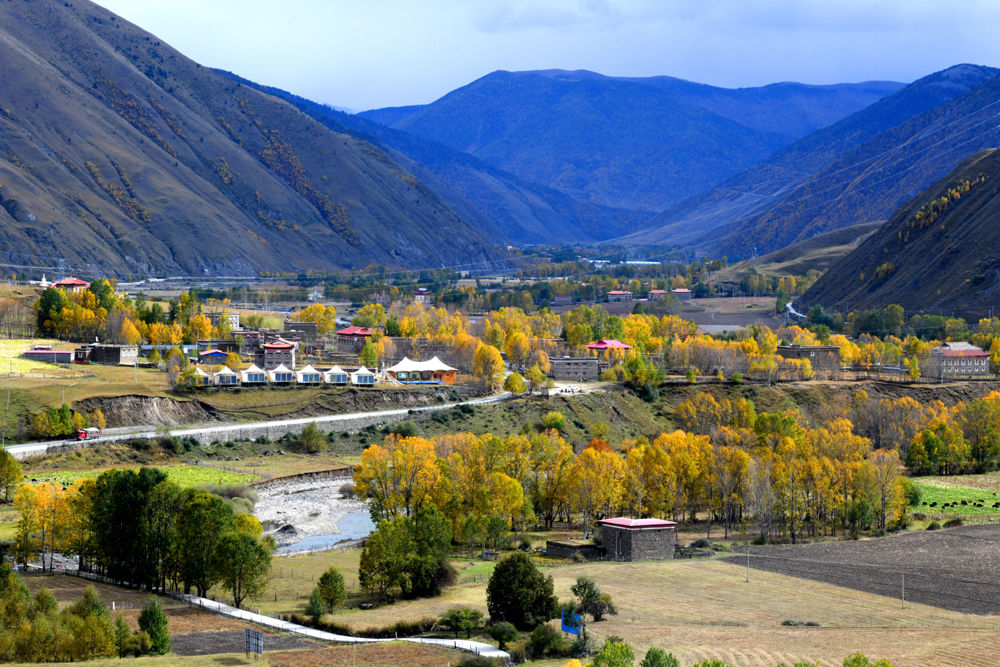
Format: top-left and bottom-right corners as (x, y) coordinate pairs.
(801, 149), (1000, 319)
(360, 70), (900, 212)
(621, 64), (998, 250)
(0, 0), (498, 277)
(219, 73), (653, 245)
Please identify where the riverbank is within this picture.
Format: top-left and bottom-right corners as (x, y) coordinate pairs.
(254, 476), (373, 549)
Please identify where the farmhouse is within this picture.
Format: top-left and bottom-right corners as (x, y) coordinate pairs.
(86, 344), (139, 365)
(198, 349), (229, 365)
(262, 338), (296, 370)
(52, 276), (89, 293)
(672, 288), (692, 301)
(21, 346), (74, 364)
(549, 357), (599, 382)
(927, 342), (991, 379)
(607, 290), (633, 302)
(386, 356), (458, 385)
(599, 517), (677, 561)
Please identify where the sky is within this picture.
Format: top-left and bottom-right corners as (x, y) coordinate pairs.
(91, 0), (1000, 112)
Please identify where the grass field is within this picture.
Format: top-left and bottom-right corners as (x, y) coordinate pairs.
(911, 476), (1000, 516)
(23, 464), (260, 488)
(0, 338), (84, 375)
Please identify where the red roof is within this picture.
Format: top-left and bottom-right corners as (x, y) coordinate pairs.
(263, 337), (296, 350)
(586, 339), (632, 350)
(337, 326), (374, 337)
(608, 290), (632, 295)
(599, 517), (677, 530)
(53, 277), (88, 287)
(199, 349), (228, 356)
(649, 290), (667, 295)
(672, 288), (691, 293)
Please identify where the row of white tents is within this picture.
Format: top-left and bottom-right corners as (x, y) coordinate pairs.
(192, 364), (378, 387)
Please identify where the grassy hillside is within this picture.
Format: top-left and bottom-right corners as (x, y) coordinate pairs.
(802, 148), (1000, 318)
(0, 1), (498, 277)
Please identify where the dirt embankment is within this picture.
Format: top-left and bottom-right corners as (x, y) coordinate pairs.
(74, 394), (219, 427)
(75, 385), (482, 428)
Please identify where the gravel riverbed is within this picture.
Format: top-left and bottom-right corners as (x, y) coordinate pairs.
(254, 477), (371, 548)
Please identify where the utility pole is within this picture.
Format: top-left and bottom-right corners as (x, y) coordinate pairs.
(901, 572), (905, 609)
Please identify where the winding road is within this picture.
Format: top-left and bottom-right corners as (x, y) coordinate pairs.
(7, 391), (511, 460)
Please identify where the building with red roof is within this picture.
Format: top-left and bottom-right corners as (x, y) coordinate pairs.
(262, 337), (297, 370)
(672, 288), (692, 301)
(598, 517), (677, 561)
(586, 339), (632, 351)
(607, 290), (633, 302)
(928, 342), (991, 379)
(52, 277), (89, 293)
(336, 326), (374, 340)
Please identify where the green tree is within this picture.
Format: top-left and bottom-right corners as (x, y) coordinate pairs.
(541, 411), (566, 432)
(316, 566), (347, 613)
(305, 588), (325, 624)
(488, 621), (518, 650)
(503, 372), (527, 395)
(525, 364), (547, 393)
(114, 615), (131, 658)
(571, 576), (615, 621)
(485, 552), (558, 631)
(360, 340), (378, 368)
(385, 314), (401, 337)
(215, 531), (274, 609)
(176, 489), (235, 596)
(138, 598), (170, 655)
(641, 647), (681, 667)
(358, 517), (411, 602)
(439, 606), (483, 638)
(591, 637), (635, 667)
(299, 422), (328, 454)
(353, 303), (388, 329)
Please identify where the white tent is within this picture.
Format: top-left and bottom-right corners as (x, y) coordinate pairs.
(193, 367), (211, 386)
(240, 364), (266, 384)
(268, 364), (294, 383)
(323, 365), (349, 384)
(387, 356), (458, 374)
(213, 366), (239, 386)
(296, 364), (322, 384)
(351, 366), (375, 385)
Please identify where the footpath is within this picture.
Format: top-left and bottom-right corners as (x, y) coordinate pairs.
(171, 592), (510, 660)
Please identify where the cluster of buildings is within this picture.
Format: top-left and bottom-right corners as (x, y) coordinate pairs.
(607, 288), (692, 303)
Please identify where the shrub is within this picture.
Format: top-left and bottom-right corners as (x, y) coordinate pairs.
(525, 623), (566, 659)
(685, 367), (697, 383)
(944, 518), (963, 528)
(926, 521), (941, 531)
(541, 411), (566, 432)
(138, 598), (170, 655)
(305, 589), (325, 623)
(439, 606), (483, 638)
(388, 420), (418, 437)
(641, 647), (681, 667)
(691, 538), (711, 549)
(507, 644), (526, 664)
(731, 372), (743, 383)
(486, 552), (559, 631)
(898, 477), (921, 506)
(299, 422), (328, 453)
(488, 621), (518, 650)
(591, 636), (635, 667)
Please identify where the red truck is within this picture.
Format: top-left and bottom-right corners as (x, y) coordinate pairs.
(75, 427), (102, 441)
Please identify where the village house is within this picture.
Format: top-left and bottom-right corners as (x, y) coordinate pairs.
(648, 289), (669, 301)
(262, 338), (296, 370)
(586, 339), (632, 352)
(607, 290), (633, 302)
(52, 276), (89, 293)
(549, 357), (600, 382)
(81, 343), (139, 365)
(672, 288), (692, 301)
(207, 312), (240, 332)
(21, 346), (74, 364)
(927, 342), (991, 379)
(599, 517), (677, 561)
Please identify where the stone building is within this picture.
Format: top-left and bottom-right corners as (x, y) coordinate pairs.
(599, 517), (677, 561)
(927, 342), (991, 379)
(549, 357), (600, 382)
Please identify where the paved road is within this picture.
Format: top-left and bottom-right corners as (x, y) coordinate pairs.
(7, 392), (511, 460)
(175, 592), (509, 660)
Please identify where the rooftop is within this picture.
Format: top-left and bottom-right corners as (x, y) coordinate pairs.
(599, 517), (677, 530)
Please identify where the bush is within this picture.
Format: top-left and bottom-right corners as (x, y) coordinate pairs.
(641, 647), (681, 667)
(339, 483), (356, 498)
(591, 636), (635, 667)
(388, 420), (419, 437)
(731, 372), (743, 383)
(439, 606), (483, 638)
(541, 411), (566, 432)
(685, 367), (697, 383)
(488, 621), (518, 650)
(898, 477), (921, 506)
(691, 538), (711, 549)
(138, 598), (170, 655)
(526, 623), (566, 659)
(926, 521), (941, 531)
(944, 518), (963, 528)
(507, 644), (526, 664)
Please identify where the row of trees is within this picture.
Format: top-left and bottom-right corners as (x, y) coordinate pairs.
(13, 468), (274, 609)
(354, 399), (911, 547)
(0, 567), (170, 662)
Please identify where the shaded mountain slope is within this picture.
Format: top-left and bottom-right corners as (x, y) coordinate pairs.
(0, 0), (498, 277)
(217, 73), (653, 245)
(621, 64), (998, 249)
(801, 149), (1000, 319)
(360, 70), (900, 212)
